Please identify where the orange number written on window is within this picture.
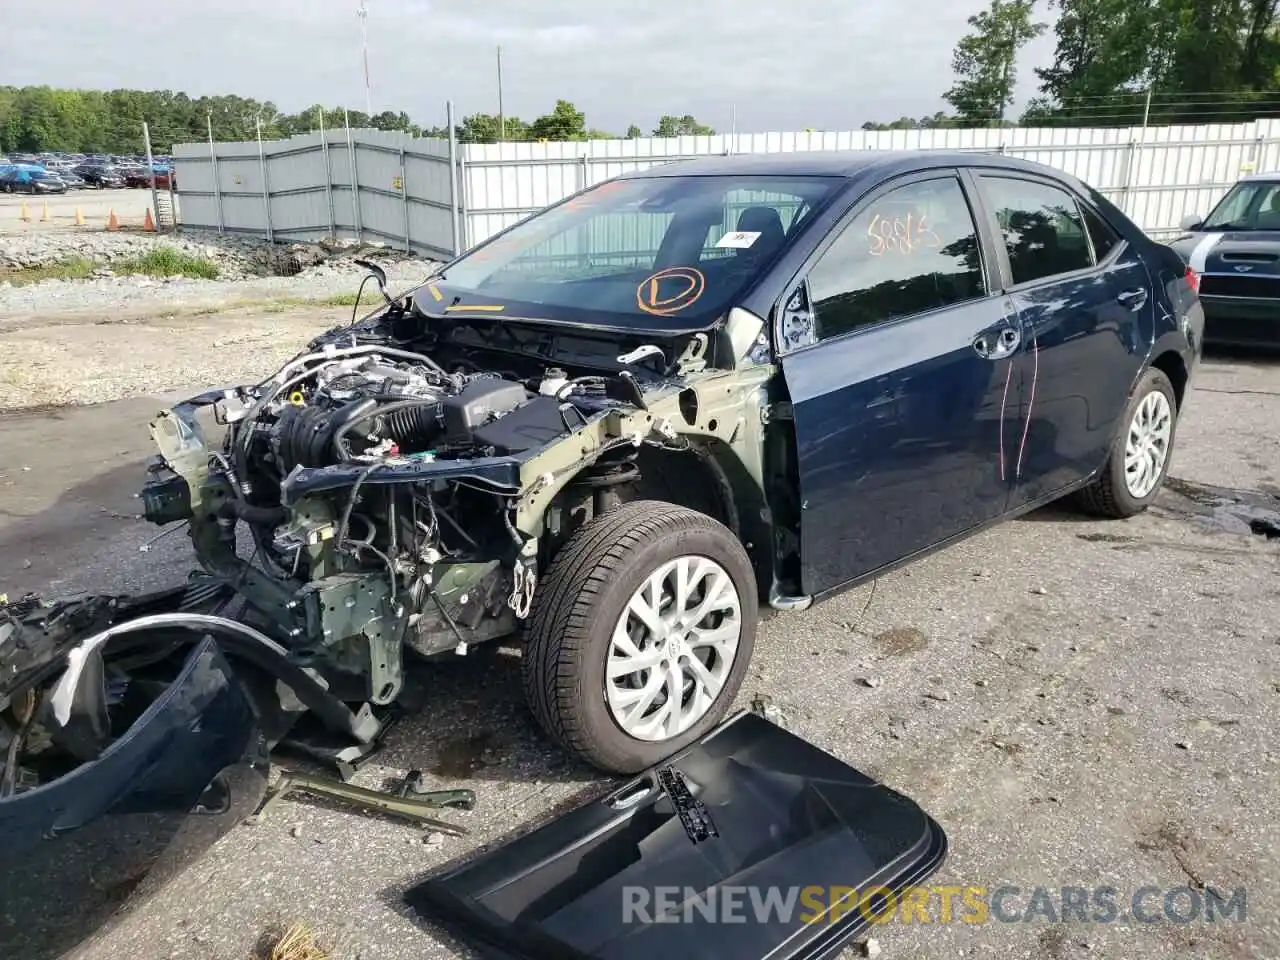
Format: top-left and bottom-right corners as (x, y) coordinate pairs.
(866, 212), (942, 257)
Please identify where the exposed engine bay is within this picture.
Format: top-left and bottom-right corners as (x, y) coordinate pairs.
(117, 264), (784, 753)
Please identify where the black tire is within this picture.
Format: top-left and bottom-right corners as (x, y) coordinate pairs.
(522, 500), (758, 774)
(1076, 367), (1178, 518)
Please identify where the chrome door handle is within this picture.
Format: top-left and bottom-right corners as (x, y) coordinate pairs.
(995, 326), (1021, 355)
(974, 326), (1020, 360)
(1117, 288), (1148, 311)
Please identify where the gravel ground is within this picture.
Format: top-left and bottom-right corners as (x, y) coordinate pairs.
(0, 334), (1276, 960)
(0, 303), (356, 408)
(0, 261), (439, 409)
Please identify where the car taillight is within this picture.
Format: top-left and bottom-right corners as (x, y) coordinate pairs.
(1184, 266), (1200, 294)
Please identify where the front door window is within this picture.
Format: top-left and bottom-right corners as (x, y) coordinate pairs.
(803, 176), (988, 342)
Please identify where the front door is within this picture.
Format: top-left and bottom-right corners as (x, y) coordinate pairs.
(779, 173), (1024, 596)
(974, 174), (1152, 507)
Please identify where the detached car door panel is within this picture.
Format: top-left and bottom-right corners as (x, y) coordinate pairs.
(779, 173), (1023, 596)
(977, 175), (1151, 507)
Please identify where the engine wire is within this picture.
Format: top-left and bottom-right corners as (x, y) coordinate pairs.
(351, 275), (375, 326)
(335, 460), (386, 548)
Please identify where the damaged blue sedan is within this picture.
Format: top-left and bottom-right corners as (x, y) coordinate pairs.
(1, 150), (1203, 958)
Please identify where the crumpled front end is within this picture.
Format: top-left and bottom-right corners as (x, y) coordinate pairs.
(136, 298), (776, 719)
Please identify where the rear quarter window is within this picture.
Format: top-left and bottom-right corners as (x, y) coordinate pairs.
(1081, 203), (1121, 261)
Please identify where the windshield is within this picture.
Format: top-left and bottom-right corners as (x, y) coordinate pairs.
(428, 174), (843, 329)
(1202, 181), (1280, 231)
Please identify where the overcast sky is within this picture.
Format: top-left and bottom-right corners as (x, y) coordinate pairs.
(2, 0), (1059, 132)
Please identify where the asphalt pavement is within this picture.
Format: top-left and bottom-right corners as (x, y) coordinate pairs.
(1, 355), (1277, 960)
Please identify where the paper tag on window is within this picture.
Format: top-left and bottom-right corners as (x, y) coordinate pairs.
(716, 230), (761, 249)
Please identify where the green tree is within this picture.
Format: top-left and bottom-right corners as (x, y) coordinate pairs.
(456, 112), (531, 142)
(625, 124), (643, 138)
(862, 112), (958, 130)
(652, 114), (715, 136)
(945, 0), (1047, 125)
(530, 100), (586, 140)
(1029, 0), (1280, 125)
(1239, 0), (1280, 87)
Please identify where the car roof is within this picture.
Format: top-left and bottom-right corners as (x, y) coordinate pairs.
(1239, 172), (1280, 184)
(617, 149), (1074, 184)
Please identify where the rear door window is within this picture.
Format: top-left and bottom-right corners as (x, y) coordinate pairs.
(980, 176), (1094, 285)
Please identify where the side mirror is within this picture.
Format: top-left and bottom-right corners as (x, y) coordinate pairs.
(1179, 214), (1204, 232)
(353, 258), (393, 305)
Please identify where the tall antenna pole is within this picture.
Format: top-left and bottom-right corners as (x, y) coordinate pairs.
(497, 46), (505, 141)
(358, 0), (372, 117)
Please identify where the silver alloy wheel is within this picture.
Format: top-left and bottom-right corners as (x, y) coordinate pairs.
(605, 555), (743, 742)
(1124, 389), (1173, 499)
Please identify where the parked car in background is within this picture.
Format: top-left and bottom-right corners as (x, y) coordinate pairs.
(74, 164), (126, 188)
(54, 169), (87, 189)
(1172, 174), (1280, 348)
(120, 165), (153, 188)
(0, 165), (68, 194)
(153, 166), (175, 189)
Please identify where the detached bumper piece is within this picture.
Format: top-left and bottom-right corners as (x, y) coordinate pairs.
(0, 637), (268, 960)
(405, 711), (947, 960)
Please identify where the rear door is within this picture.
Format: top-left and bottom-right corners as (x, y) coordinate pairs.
(973, 173), (1152, 508)
(778, 171), (1024, 596)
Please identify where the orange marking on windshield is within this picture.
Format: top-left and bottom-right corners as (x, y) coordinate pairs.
(636, 267), (706, 316)
(565, 181), (627, 208)
(427, 284), (444, 301)
(445, 303), (505, 312)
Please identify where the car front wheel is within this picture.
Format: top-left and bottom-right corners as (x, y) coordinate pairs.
(522, 500), (758, 774)
(1076, 367), (1178, 518)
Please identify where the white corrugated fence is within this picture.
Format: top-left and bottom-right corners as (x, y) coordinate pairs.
(172, 118), (1280, 259)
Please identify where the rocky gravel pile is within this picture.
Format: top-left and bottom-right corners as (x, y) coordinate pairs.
(0, 231), (268, 278)
(0, 229), (434, 277)
(0, 230), (442, 318)
(0, 260), (439, 318)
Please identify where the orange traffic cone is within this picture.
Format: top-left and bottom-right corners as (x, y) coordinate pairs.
(40, 202), (50, 222)
(74, 206), (85, 226)
(18, 200), (30, 222)
(106, 209), (120, 231)
(143, 208), (156, 232)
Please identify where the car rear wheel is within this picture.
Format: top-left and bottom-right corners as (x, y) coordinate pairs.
(1076, 367), (1178, 518)
(522, 500), (758, 774)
